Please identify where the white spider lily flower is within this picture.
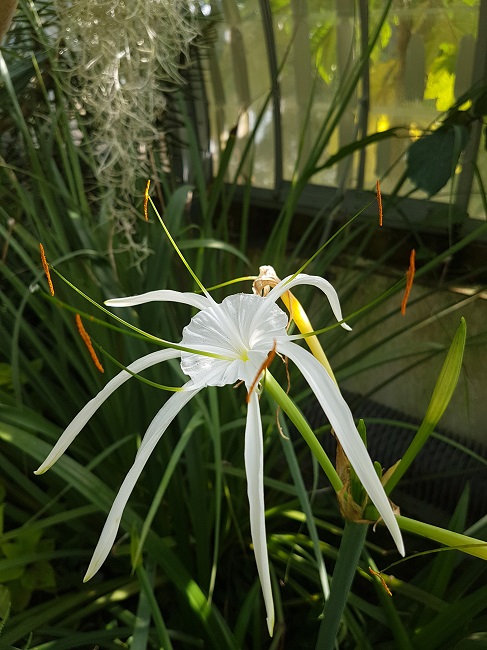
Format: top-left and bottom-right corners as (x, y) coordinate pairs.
(35, 273), (404, 637)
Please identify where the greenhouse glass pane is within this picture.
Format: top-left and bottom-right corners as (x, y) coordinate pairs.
(204, 0), (484, 217)
(367, 0), (482, 211)
(205, 0), (274, 188)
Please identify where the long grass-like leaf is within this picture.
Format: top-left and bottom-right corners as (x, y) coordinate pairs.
(0, 422), (239, 648)
(385, 318), (467, 495)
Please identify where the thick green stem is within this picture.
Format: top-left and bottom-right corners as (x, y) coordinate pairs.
(315, 521), (368, 650)
(396, 515), (487, 562)
(264, 371), (342, 492)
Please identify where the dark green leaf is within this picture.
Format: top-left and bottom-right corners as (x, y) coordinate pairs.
(406, 125), (470, 196)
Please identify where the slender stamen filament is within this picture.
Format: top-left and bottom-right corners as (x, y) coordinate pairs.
(50, 265), (232, 361)
(39, 243), (54, 296)
(75, 314), (105, 373)
(148, 196), (210, 298)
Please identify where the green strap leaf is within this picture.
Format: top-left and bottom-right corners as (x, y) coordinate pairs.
(385, 317), (466, 495)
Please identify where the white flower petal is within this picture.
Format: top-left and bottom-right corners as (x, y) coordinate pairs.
(245, 392), (275, 637)
(84, 384), (201, 582)
(279, 341), (405, 556)
(252, 273), (351, 333)
(106, 290), (210, 311)
(34, 350), (181, 475)
(181, 356), (241, 387)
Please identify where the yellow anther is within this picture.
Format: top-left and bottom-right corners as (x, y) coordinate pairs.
(39, 243), (54, 296)
(76, 314), (105, 373)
